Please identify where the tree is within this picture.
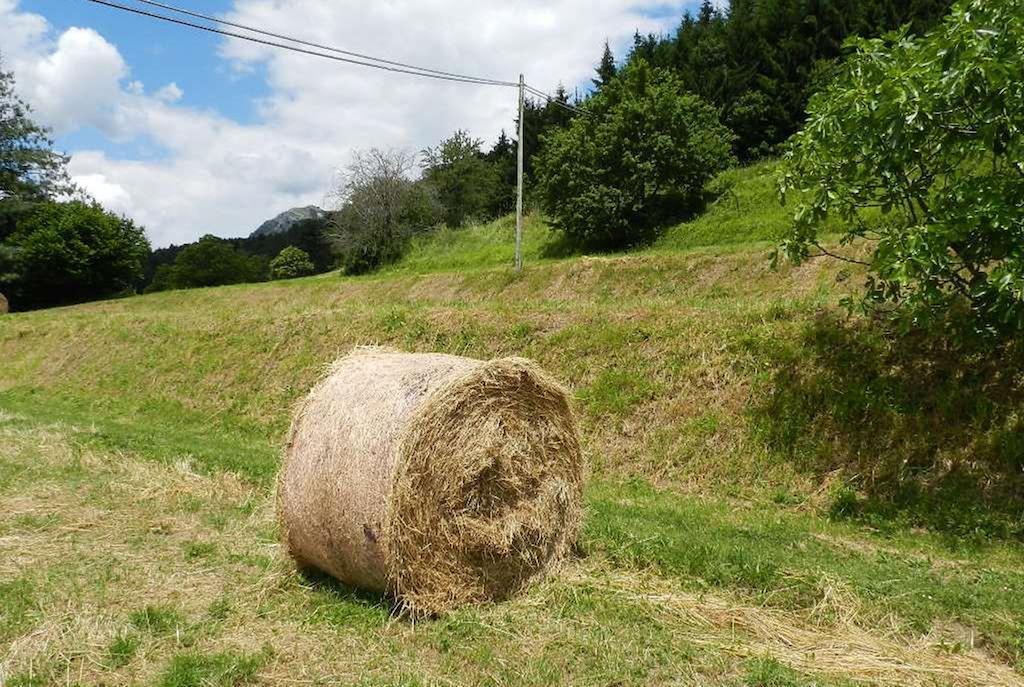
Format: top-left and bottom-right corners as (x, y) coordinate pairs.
(156, 235), (266, 290)
(536, 61), (735, 249)
(1, 201), (150, 310)
(270, 246), (315, 280)
(593, 40), (617, 89)
(484, 130), (517, 216)
(329, 148), (441, 274)
(779, 0), (1024, 338)
(0, 57), (73, 205)
(421, 131), (501, 227)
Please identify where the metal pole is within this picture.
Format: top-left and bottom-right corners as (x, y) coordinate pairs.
(515, 73), (525, 272)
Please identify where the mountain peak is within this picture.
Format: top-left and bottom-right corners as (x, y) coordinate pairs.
(249, 206), (326, 238)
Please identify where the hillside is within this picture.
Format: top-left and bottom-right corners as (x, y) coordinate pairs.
(2, 163), (1023, 686)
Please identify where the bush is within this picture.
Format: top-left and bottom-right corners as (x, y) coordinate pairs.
(270, 246), (315, 280)
(779, 0), (1024, 339)
(536, 61), (735, 250)
(0, 201), (150, 310)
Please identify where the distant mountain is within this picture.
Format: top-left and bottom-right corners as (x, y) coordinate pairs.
(249, 206), (326, 238)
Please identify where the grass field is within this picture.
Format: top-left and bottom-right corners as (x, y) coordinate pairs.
(2, 163), (1023, 686)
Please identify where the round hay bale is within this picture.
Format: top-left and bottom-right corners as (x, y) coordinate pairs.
(0, 292), (7, 314)
(277, 348), (585, 615)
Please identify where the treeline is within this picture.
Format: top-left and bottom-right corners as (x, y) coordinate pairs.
(627, 0), (955, 160)
(144, 218), (333, 292)
(0, 0), (971, 311)
(248, 0), (962, 274)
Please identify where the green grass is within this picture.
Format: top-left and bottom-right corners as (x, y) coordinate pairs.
(106, 631), (141, 669)
(1, 161), (1022, 685)
(158, 650), (267, 687)
(654, 160), (789, 251)
(386, 213), (558, 274)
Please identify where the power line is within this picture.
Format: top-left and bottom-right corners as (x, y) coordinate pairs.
(523, 84), (591, 116)
(83, 0), (519, 87)
(127, 0), (517, 87)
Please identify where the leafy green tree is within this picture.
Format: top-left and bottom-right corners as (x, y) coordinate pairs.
(1, 201), (150, 310)
(421, 131), (501, 227)
(0, 57), (73, 205)
(536, 61), (734, 249)
(593, 40), (617, 89)
(270, 246), (315, 280)
(158, 235), (267, 290)
(779, 0), (1024, 337)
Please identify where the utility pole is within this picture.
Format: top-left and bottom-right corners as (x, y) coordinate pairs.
(515, 73), (525, 272)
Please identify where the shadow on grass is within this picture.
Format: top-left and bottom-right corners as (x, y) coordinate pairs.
(297, 569), (397, 626)
(750, 314), (1024, 540)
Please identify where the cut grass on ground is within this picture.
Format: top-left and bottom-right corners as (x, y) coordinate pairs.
(2, 161), (1022, 685)
(2, 413), (1022, 686)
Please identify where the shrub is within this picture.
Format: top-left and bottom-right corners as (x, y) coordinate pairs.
(779, 0), (1024, 339)
(0, 201), (150, 310)
(536, 60), (735, 250)
(270, 246), (315, 280)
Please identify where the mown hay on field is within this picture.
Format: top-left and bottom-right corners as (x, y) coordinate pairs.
(277, 348), (585, 615)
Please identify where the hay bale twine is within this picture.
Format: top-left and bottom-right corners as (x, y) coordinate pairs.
(277, 349), (585, 614)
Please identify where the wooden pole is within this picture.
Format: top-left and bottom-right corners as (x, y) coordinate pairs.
(515, 73), (525, 272)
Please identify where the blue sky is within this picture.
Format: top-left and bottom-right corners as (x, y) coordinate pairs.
(23, 0), (270, 160)
(4, 0), (699, 246)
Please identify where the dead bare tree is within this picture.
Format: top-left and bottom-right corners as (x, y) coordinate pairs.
(327, 148), (440, 274)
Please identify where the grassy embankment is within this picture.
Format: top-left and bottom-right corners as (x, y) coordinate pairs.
(2, 160), (1023, 686)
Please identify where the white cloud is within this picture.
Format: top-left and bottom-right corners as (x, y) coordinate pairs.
(2, 0), (693, 246)
(16, 27), (127, 135)
(154, 82), (183, 103)
(73, 172), (132, 211)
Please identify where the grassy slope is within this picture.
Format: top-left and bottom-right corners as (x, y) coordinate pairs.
(2, 163), (1023, 686)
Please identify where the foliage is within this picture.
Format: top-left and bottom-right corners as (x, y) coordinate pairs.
(779, 0), (1024, 338)
(329, 148), (441, 274)
(421, 130), (502, 227)
(0, 201), (150, 310)
(147, 235), (266, 292)
(270, 246), (315, 280)
(0, 58), (73, 203)
(624, 0), (954, 160)
(536, 61), (734, 249)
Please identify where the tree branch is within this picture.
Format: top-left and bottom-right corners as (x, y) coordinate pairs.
(808, 240), (872, 266)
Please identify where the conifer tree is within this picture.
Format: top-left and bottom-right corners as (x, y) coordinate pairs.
(593, 40), (617, 89)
